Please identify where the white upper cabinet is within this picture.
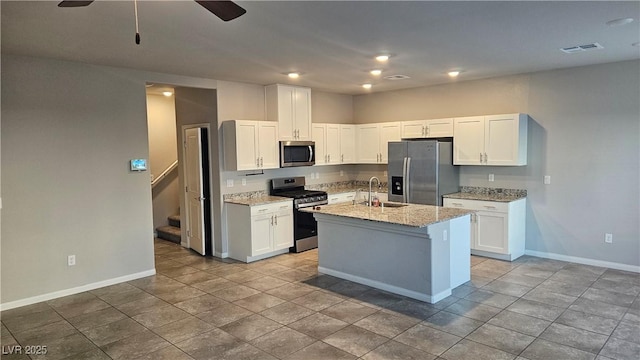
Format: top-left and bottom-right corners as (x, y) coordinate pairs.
(313, 123), (342, 165)
(340, 125), (356, 164)
(222, 120), (279, 171)
(266, 84), (312, 141)
(356, 122), (401, 164)
(401, 118), (453, 139)
(312, 123), (327, 165)
(453, 113), (528, 166)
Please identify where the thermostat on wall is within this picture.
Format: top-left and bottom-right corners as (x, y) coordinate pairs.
(130, 159), (148, 171)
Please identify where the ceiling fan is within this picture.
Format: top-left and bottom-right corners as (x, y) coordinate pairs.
(58, 0), (246, 44)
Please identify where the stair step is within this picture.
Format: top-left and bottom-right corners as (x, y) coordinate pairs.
(157, 226), (181, 244)
(168, 215), (181, 228)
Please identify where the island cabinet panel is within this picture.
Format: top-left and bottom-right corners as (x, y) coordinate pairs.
(444, 198), (526, 261)
(266, 84), (312, 141)
(312, 211), (472, 304)
(453, 113), (528, 166)
(222, 120), (279, 171)
(226, 201), (293, 262)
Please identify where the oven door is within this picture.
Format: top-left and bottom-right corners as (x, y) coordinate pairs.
(293, 206), (318, 240)
(280, 141), (315, 167)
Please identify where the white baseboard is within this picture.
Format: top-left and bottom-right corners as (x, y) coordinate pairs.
(215, 252), (229, 259)
(319, 266), (451, 304)
(525, 250), (640, 273)
(0, 269), (156, 312)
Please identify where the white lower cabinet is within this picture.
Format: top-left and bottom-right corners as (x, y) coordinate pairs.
(328, 192), (356, 205)
(443, 198), (526, 261)
(226, 201), (293, 262)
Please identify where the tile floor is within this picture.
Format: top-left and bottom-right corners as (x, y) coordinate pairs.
(1, 239), (639, 360)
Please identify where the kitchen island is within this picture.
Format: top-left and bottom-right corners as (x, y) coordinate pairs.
(301, 202), (474, 303)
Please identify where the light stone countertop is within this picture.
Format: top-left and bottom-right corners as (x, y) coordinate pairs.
(443, 187), (527, 202)
(443, 192), (525, 202)
(300, 202), (474, 228)
(224, 196), (292, 206)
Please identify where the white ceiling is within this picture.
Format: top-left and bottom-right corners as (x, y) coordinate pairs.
(2, 1), (639, 95)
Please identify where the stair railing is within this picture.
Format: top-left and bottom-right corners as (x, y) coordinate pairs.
(151, 160), (178, 189)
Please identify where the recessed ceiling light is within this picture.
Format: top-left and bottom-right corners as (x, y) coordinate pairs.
(162, 91), (173, 97)
(448, 71), (461, 77)
(606, 18), (635, 27)
(362, 83), (372, 89)
(375, 54), (390, 62)
(370, 69), (382, 76)
(288, 72), (300, 79)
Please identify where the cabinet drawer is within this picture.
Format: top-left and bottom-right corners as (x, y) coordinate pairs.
(443, 198), (508, 213)
(250, 201), (292, 215)
(328, 192), (356, 205)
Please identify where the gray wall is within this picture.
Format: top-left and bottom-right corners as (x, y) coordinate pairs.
(1, 55), (155, 304)
(353, 60), (640, 267)
(147, 94), (179, 229)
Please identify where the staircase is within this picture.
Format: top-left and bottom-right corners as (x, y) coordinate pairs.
(156, 215), (181, 244)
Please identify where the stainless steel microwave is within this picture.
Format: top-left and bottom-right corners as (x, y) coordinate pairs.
(280, 141), (315, 167)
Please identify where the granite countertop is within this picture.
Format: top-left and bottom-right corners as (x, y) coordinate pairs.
(224, 196), (291, 206)
(224, 190), (292, 206)
(300, 202), (474, 228)
(443, 186), (527, 202)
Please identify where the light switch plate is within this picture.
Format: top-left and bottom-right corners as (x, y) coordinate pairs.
(340, 170), (344, 177)
(226, 179), (234, 187)
(310, 173), (315, 179)
(315, 172), (320, 179)
(488, 174), (495, 182)
(384, 171), (388, 177)
(605, 233), (613, 243)
(241, 178), (246, 186)
(544, 175), (551, 185)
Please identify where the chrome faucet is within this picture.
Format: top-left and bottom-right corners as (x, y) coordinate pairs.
(369, 176), (381, 207)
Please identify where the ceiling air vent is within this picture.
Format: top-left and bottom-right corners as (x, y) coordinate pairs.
(560, 43), (604, 54)
(383, 74), (411, 80)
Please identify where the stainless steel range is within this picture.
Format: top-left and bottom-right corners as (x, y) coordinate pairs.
(270, 177), (328, 253)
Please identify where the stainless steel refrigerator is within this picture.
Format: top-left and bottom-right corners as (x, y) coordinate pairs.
(388, 140), (459, 206)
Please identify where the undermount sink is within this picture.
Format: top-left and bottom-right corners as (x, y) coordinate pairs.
(358, 201), (408, 208)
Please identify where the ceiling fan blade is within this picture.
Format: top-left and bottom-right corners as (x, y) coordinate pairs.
(58, 1), (94, 7)
(195, 1), (246, 22)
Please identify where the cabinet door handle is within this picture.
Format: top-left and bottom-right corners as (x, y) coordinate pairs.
(280, 205), (289, 209)
(260, 157), (263, 167)
(484, 153), (488, 163)
(484, 205), (496, 209)
(257, 158), (260, 167)
(421, 126), (425, 136)
(341, 154), (344, 162)
(426, 125), (430, 136)
(258, 208), (268, 212)
(270, 215), (274, 225)
(452, 202), (463, 207)
(274, 215), (278, 225)
(480, 153), (483, 163)
(328, 154), (331, 162)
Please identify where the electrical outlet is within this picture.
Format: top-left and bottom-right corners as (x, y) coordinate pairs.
(544, 175), (551, 185)
(605, 233), (613, 244)
(241, 178), (246, 186)
(443, 230), (448, 242)
(310, 173), (315, 180)
(315, 172), (320, 179)
(488, 174), (495, 182)
(383, 171), (388, 177)
(340, 170), (344, 177)
(68, 255), (76, 266)
(226, 179), (234, 187)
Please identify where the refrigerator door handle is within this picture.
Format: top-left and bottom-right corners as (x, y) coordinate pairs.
(406, 157), (412, 203)
(402, 157), (408, 203)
